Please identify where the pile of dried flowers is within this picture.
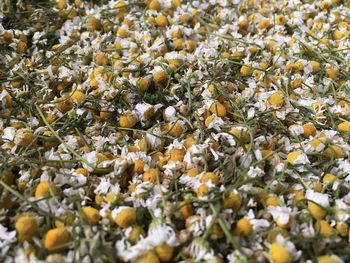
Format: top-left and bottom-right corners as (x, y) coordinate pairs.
(1, 0), (350, 262)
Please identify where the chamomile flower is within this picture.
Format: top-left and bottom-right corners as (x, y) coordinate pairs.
(267, 235), (301, 263)
(268, 206), (294, 229)
(188, 237), (215, 261)
(3, 0), (350, 261)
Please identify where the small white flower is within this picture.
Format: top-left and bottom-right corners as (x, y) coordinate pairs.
(305, 189), (330, 208)
(2, 127), (16, 141)
(188, 237), (215, 261)
(247, 166), (264, 178)
(207, 115), (224, 131)
(289, 125), (304, 136)
(163, 106), (177, 122)
(83, 151), (98, 171)
(246, 209), (270, 231)
(268, 206), (292, 226)
(94, 178), (120, 195)
(272, 235), (302, 261)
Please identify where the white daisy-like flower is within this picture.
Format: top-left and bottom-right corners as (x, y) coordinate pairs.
(334, 199), (350, 222)
(270, 234), (302, 261)
(163, 106), (177, 122)
(2, 127), (16, 141)
(268, 206), (293, 226)
(246, 209), (270, 231)
(115, 218), (178, 262)
(207, 115), (225, 131)
(148, 218), (179, 247)
(247, 166), (264, 178)
(288, 125), (304, 136)
(185, 215), (206, 236)
(188, 237), (215, 261)
(94, 178), (120, 195)
(305, 189), (330, 208)
(0, 224), (16, 251)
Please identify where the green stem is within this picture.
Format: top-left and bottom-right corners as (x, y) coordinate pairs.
(35, 104), (94, 168)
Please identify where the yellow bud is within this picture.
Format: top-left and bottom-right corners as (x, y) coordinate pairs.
(137, 77), (150, 92)
(229, 127), (250, 143)
(259, 19), (271, 29)
(337, 121), (350, 132)
(294, 60), (304, 71)
(0, 170), (16, 185)
(276, 15), (286, 25)
(240, 64), (253, 76)
(82, 206), (100, 224)
(70, 90), (85, 104)
(86, 17), (102, 31)
(269, 243), (292, 263)
(237, 19), (249, 30)
(55, 96), (73, 113)
(44, 227), (70, 250)
(156, 15), (168, 27)
(336, 222), (348, 237)
(16, 130), (37, 148)
(315, 220), (334, 237)
(2, 31), (13, 43)
(333, 30), (343, 40)
(148, 0), (160, 10)
(115, 207), (136, 228)
(322, 173), (337, 184)
(265, 196), (280, 207)
(205, 115), (215, 128)
(200, 172), (219, 185)
(155, 244), (173, 262)
(17, 41), (27, 53)
(119, 113), (137, 128)
(185, 39), (196, 52)
(268, 92), (285, 107)
(57, 0), (67, 9)
(35, 181), (58, 199)
(169, 148), (185, 162)
(134, 251), (160, 263)
(291, 78), (302, 89)
(143, 168), (159, 183)
(235, 217), (252, 236)
(114, 1), (128, 13)
(133, 159), (145, 174)
(310, 60), (321, 73)
(168, 58), (183, 68)
(287, 151), (305, 165)
(179, 202), (193, 219)
(302, 123), (316, 138)
(326, 68), (339, 80)
(95, 53), (108, 66)
(317, 255), (343, 263)
(186, 167), (200, 177)
(75, 167), (89, 176)
(322, 145), (346, 159)
(223, 192), (241, 211)
(167, 122), (183, 137)
(117, 28), (128, 38)
(172, 0), (181, 8)
(308, 202), (327, 219)
(15, 214), (38, 243)
(153, 70), (168, 84)
(314, 181), (323, 192)
(184, 137), (197, 149)
(128, 225), (146, 244)
(197, 184), (209, 197)
(209, 101), (227, 117)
